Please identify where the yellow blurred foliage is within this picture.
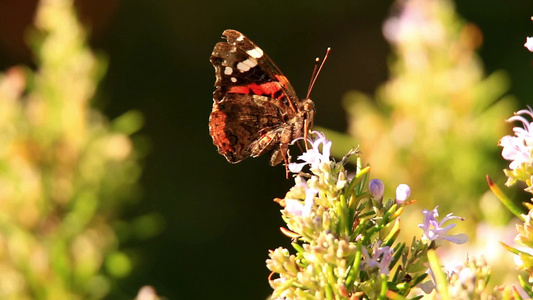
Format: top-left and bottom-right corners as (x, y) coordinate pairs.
(0, 0), (143, 298)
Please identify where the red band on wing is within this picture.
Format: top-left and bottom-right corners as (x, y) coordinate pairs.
(228, 82), (284, 100)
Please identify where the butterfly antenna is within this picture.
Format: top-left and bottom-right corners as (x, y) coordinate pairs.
(306, 58), (320, 97)
(305, 47), (330, 100)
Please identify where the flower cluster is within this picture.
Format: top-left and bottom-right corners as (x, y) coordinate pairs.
(335, 0), (514, 224)
(499, 107), (533, 188)
(439, 256), (500, 299)
(266, 132), (468, 299)
(482, 106), (533, 299)
(266, 10), (533, 300)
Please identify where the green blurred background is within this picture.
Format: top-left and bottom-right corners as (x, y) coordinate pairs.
(0, 0), (531, 299)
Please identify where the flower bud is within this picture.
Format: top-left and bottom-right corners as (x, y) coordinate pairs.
(369, 179), (385, 200)
(395, 184), (410, 204)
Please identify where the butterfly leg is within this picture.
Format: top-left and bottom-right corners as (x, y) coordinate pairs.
(268, 141), (292, 177)
(249, 127), (284, 163)
(303, 116), (313, 151)
(272, 126), (294, 178)
(280, 145), (291, 179)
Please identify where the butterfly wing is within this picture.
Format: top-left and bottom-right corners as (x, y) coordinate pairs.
(209, 30), (302, 165)
(211, 29), (300, 108)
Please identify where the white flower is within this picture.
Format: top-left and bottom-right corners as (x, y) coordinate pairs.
(524, 37), (533, 52)
(289, 131), (332, 173)
(499, 107), (533, 170)
(285, 183), (318, 217)
(395, 184), (411, 204)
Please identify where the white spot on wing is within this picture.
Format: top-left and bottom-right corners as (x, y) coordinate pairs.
(236, 62), (250, 72)
(230, 77), (237, 83)
(236, 58), (258, 72)
(236, 34), (244, 42)
(224, 67), (233, 75)
(246, 47), (264, 59)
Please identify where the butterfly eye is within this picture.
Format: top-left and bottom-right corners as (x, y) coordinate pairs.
(302, 99), (315, 112)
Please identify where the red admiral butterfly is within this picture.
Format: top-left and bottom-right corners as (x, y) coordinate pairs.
(209, 29), (326, 167)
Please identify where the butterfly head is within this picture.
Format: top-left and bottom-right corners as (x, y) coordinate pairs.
(301, 98), (315, 136)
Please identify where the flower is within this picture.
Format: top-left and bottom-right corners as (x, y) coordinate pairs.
(516, 210), (533, 249)
(135, 286), (160, 300)
(417, 280), (435, 294)
(417, 268), (436, 294)
(382, 0), (445, 46)
(512, 247), (533, 271)
(289, 131), (332, 173)
(499, 107), (533, 170)
(284, 178), (318, 217)
(361, 242), (394, 275)
(457, 267), (475, 288)
(395, 184), (410, 204)
(525, 37), (533, 52)
(499, 136), (532, 170)
(418, 206), (468, 245)
(369, 179), (385, 200)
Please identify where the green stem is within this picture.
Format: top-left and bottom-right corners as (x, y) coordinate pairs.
(428, 250), (449, 300)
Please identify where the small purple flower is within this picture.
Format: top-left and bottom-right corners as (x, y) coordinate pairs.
(395, 184), (410, 204)
(418, 206), (468, 245)
(289, 131), (332, 173)
(361, 242), (394, 275)
(525, 37), (533, 52)
(499, 107), (533, 170)
(417, 268), (436, 294)
(369, 179), (385, 200)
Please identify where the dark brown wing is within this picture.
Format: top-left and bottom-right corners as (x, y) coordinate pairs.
(209, 93), (289, 163)
(210, 29), (300, 110)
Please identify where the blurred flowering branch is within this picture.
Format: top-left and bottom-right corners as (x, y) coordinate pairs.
(317, 0), (515, 223)
(0, 0), (144, 298)
(486, 105), (533, 299)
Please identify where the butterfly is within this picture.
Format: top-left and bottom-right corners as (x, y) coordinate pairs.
(209, 29), (326, 167)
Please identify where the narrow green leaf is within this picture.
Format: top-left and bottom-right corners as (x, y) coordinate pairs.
(518, 274), (533, 298)
(486, 175), (525, 220)
(428, 250), (449, 300)
(386, 290), (408, 300)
